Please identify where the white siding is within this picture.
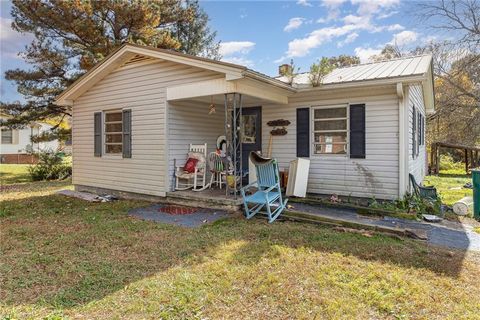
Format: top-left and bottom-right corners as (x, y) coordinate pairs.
(407, 84), (427, 184)
(0, 123), (59, 154)
(167, 101), (225, 191)
(262, 86), (400, 200)
(72, 60), (222, 197)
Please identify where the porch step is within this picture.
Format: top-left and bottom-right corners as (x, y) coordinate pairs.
(165, 190), (243, 213)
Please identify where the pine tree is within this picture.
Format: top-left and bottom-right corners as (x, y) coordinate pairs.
(1, 0), (220, 139)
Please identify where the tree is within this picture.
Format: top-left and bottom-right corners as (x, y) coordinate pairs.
(1, 0), (220, 139)
(282, 59), (300, 85)
(175, 0), (220, 60)
(416, 0), (480, 147)
(371, 44), (403, 62)
(309, 57), (335, 87)
(427, 51), (480, 147)
(327, 55), (360, 68)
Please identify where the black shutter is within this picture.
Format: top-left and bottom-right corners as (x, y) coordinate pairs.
(122, 109), (132, 158)
(94, 112), (102, 157)
(296, 108), (310, 157)
(412, 106), (416, 158)
(421, 115), (425, 145)
(417, 112), (422, 150)
(419, 113), (423, 146)
(349, 104), (366, 159)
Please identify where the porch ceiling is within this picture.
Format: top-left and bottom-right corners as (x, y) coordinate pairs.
(166, 77), (291, 105)
(174, 92), (279, 108)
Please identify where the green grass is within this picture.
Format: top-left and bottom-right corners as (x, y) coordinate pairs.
(424, 170), (473, 206)
(1, 180), (480, 319)
(0, 164), (32, 184)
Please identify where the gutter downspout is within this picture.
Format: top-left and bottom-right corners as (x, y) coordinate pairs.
(397, 83), (409, 198)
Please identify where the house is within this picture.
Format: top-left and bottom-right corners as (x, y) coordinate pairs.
(0, 115), (60, 164)
(55, 43), (434, 202)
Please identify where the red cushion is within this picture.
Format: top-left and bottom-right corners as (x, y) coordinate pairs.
(183, 158), (198, 173)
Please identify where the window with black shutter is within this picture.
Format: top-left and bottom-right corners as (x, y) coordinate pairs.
(312, 106), (348, 155)
(104, 110), (123, 154)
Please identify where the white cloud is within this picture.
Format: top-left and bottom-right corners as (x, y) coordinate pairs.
(387, 24), (405, 31)
(342, 14), (364, 25)
(354, 47), (382, 63)
(0, 17), (33, 59)
(390, 30), (418, 46)
(284, 24), (357, 58)
(297, 0), (313, 7)
(378, 10), (399, 19)
(0, 18), (17, 40)
(338, 32), (359, 47)
(284, 17), (305, 32)
(219, 41), (255, 56)
(354, 30), (420, 63)
(351, 0), (400, 16)
(277, 0), (414, 62)
(318, 0), (347, 22)
(221, 56), (254, 68)
(219, 41), (255, 67)
(322, 0), (347, 7)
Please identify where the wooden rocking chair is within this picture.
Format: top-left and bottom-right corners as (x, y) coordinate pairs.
(175, 143), (208, 191)
(241, 152), (288, 223)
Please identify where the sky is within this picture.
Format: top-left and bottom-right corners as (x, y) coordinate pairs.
(0, 0), (439, 103)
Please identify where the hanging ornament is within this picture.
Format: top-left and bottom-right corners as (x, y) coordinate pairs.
(208, 96), (216, 114)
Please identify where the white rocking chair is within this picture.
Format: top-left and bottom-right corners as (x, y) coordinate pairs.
(175, 143), (208, 191)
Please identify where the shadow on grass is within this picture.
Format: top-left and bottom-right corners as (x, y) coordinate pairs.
(0, 193), (472, 311)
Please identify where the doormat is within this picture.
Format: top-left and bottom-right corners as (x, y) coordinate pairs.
(158, 205), (197, 215)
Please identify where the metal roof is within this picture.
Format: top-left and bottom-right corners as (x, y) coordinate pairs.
(276, 55), (432, 87)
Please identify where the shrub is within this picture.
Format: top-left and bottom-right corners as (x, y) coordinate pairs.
(369, 192), (442, 217)
(28, 151), (72, 181)
(439, 154), (463, 171)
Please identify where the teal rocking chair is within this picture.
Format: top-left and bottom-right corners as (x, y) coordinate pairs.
(241, 152), (288, 223)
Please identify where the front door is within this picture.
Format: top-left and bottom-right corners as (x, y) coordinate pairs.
(241, 106), (262, 174)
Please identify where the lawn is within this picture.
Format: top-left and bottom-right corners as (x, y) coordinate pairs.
(1, 174), (480, 319)
(0, 164), (32, 184)
(424, 169), (473, 206)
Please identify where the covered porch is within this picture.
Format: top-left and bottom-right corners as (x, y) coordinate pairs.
(166, 76), (292, 202)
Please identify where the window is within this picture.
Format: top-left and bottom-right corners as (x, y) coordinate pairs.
(312, 106), (348, 155)
(241, 115), (257, 144)
(412, 106), (425, 159)
(104, 111), (123, 154)
(1, 128), (13, 144)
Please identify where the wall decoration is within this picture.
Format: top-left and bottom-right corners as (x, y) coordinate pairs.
(267, 119), (291, 127)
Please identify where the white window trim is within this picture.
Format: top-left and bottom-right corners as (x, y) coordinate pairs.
(103, 109), (123, 156)
(1, 128), (14, 144)
(310, 104), (349, 157)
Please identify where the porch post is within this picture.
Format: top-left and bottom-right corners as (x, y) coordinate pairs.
(224, 93), (243, 199)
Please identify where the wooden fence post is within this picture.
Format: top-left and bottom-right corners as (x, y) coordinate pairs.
(465, 149), (469, 174)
